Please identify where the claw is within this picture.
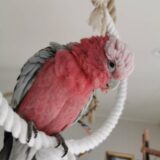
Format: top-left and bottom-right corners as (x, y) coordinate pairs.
(61, 140), (68, 157)
(55, 138), (61, 148)
(33, 125), (38, 138)
(53, 133), (68, 157)
(78, 120), (92, 134)
(27, 121), (38, 143)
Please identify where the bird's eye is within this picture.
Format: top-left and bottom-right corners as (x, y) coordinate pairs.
(108, 61), (116, 72)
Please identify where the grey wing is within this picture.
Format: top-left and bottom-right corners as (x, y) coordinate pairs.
(11, 42), (66, 110)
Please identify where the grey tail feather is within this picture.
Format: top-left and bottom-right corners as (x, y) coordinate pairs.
(0, 132), (13, 160)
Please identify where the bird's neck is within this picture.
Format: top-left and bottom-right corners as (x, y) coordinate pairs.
(71, 35), (110, 90)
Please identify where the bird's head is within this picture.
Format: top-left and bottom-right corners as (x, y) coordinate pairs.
(105, 35), (134, 90)
(71, 35), (134, 91)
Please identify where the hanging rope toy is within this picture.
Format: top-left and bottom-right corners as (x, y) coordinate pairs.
(84, 0), (117, 124)
(0, 5), (134, 160)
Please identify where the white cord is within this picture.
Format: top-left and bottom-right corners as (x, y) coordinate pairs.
(0, 10), (128, 160)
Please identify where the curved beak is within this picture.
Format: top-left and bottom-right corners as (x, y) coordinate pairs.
(106, 79), (120, 90)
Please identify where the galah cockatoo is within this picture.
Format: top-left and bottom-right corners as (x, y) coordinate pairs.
(0, 35), (134, 160)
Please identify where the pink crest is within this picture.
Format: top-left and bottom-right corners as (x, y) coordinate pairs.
(105, 36), (134, 80)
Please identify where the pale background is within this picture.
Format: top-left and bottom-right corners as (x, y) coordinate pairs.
(0, 0), (160, 160)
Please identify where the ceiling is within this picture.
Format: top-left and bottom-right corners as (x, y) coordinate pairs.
(0, 0), (160, 124)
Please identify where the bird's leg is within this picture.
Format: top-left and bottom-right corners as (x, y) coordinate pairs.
(27, 121), (38, 143)
(53, 133), (68, 157)
(78, 120), (92, 134)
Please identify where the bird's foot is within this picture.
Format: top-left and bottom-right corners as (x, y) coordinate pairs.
(53, 133), (68, 157)
(27, 121), (38, 143)
(78, 120), (92, 134)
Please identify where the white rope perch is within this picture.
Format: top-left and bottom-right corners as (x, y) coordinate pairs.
(0, 93), (57, 150)
(0, 10), (127, 160)
(67, 79), (127, 155)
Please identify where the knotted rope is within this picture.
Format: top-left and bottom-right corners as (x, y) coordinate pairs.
(107, 0), (116, 22)
(89, 0), (116, 35)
